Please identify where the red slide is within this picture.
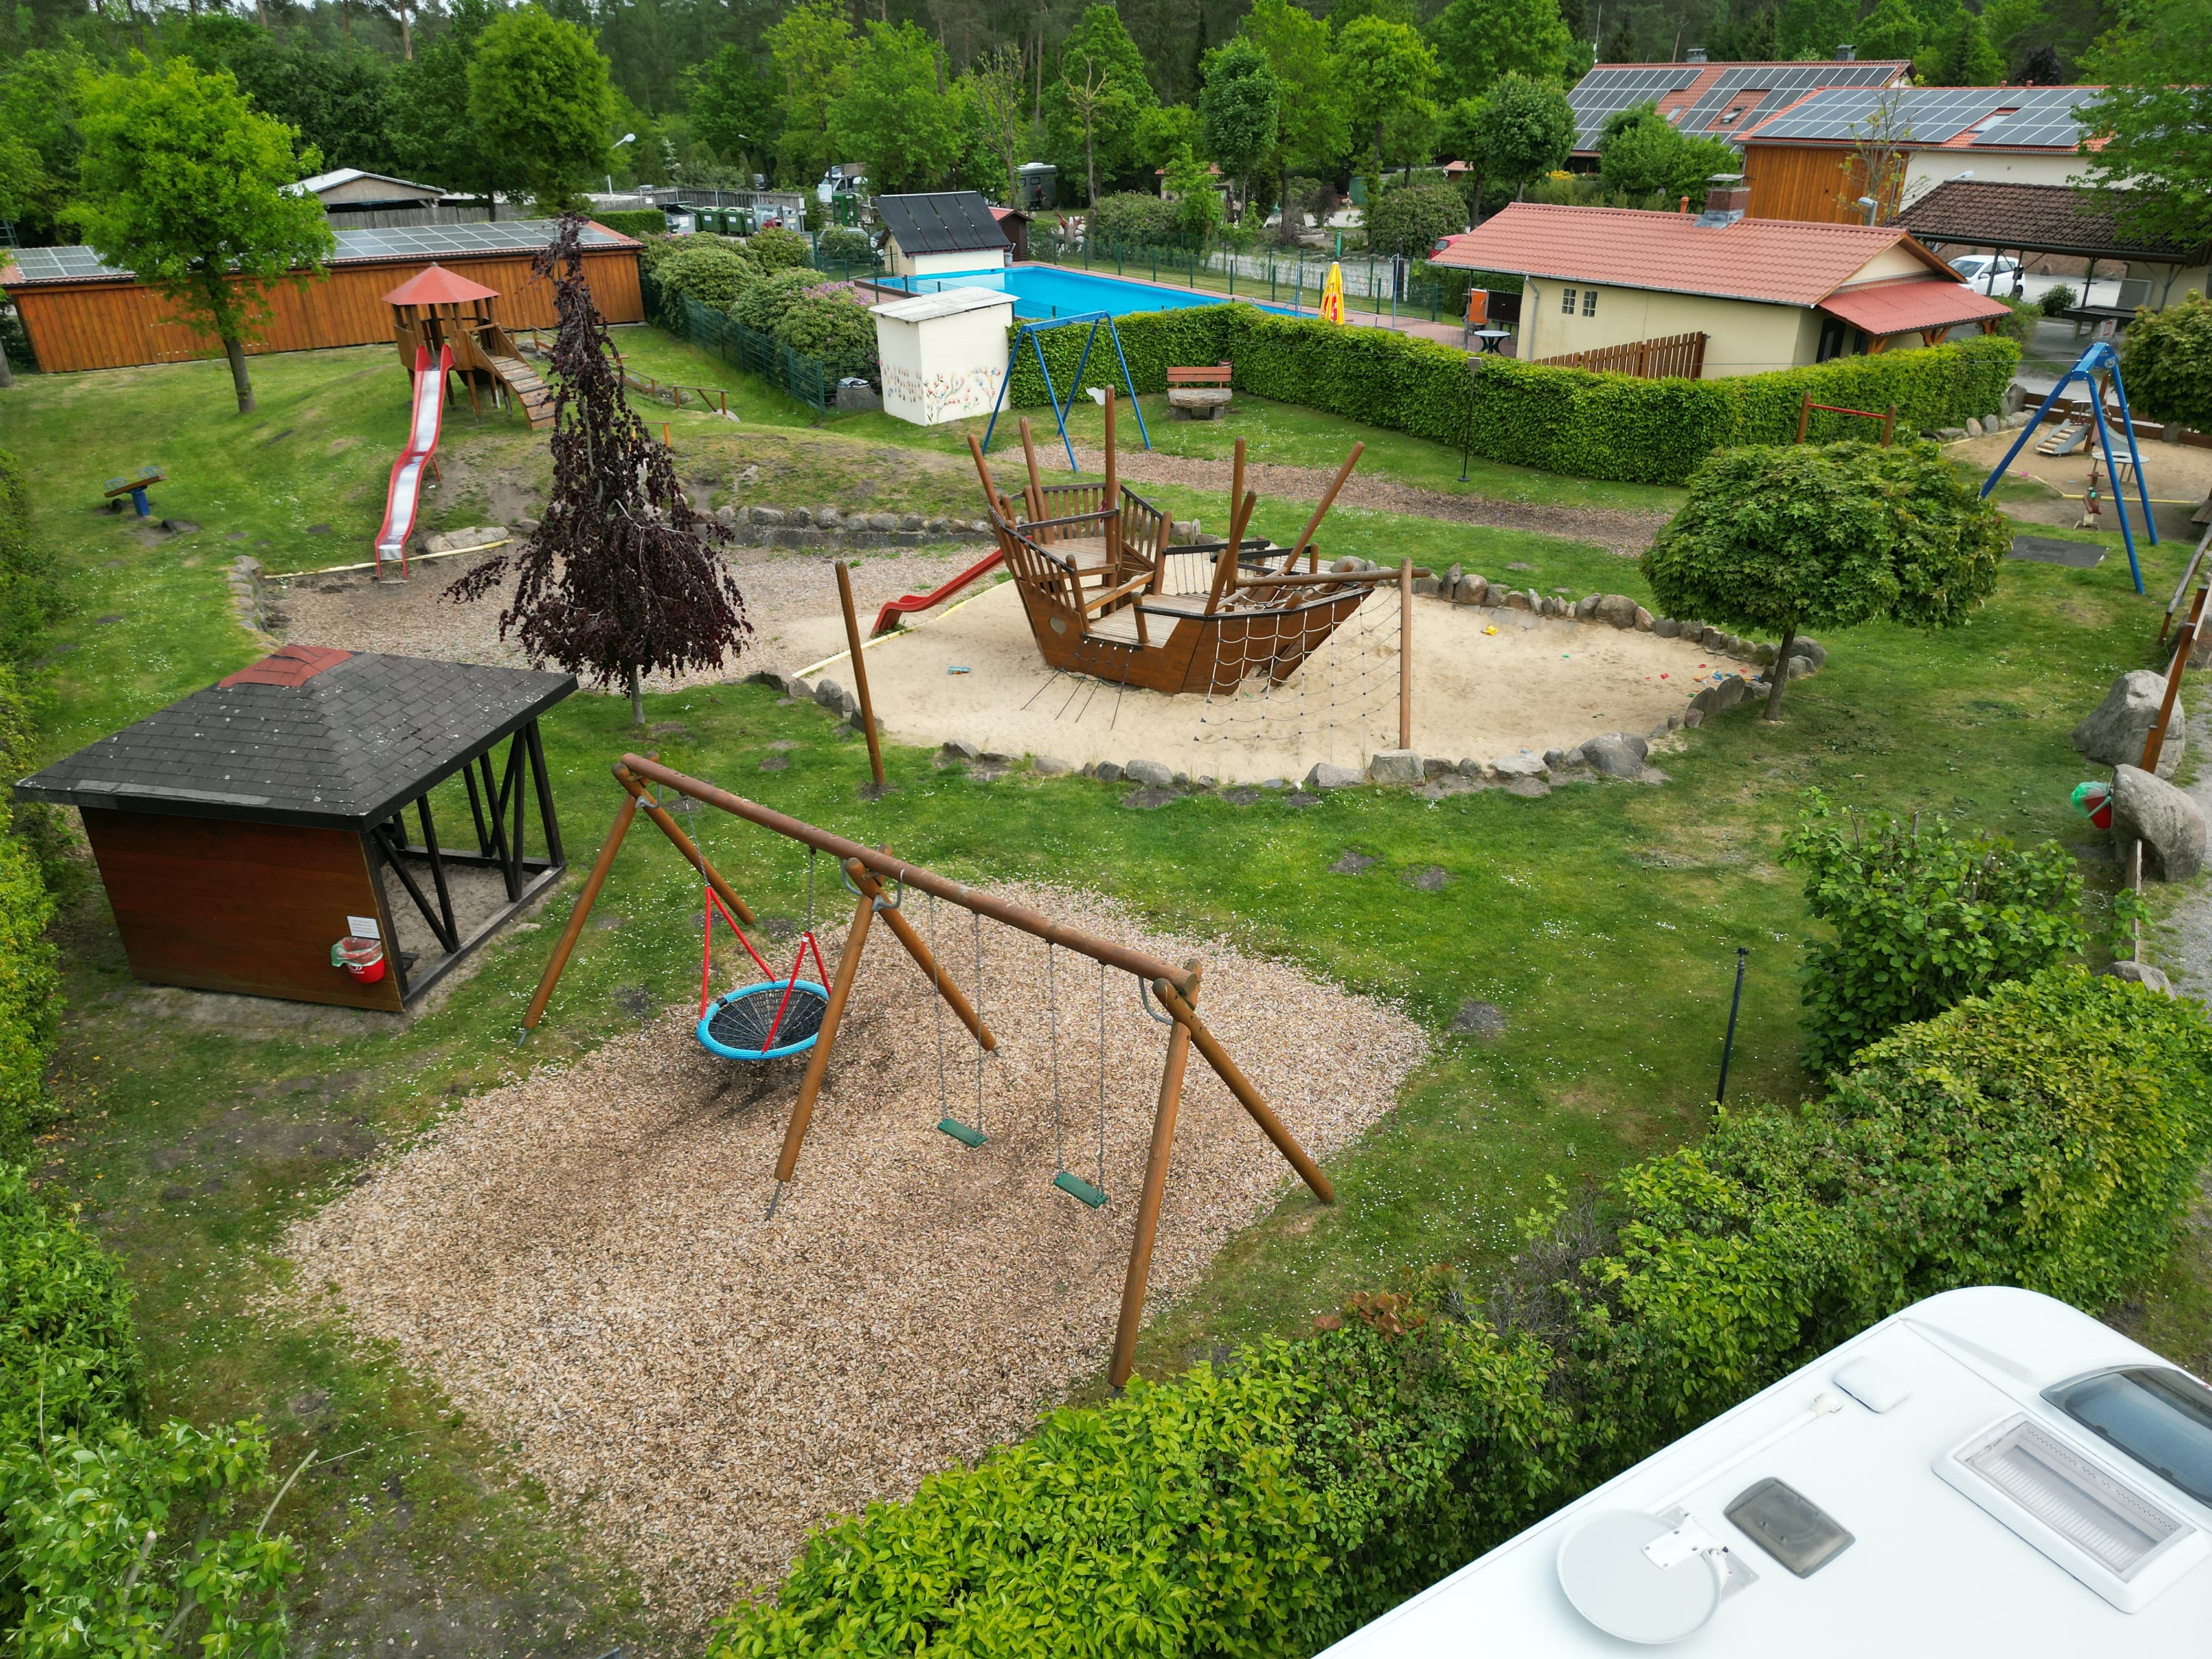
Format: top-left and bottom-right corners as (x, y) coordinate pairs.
(372, 343), (453, 578)
(869, 546), (1006, 637)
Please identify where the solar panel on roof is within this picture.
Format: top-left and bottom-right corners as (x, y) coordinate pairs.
(1745, 84), (2092, 147)
(1568, 65), (1702, 146)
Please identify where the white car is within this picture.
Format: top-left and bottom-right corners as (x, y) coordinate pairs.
(1952, 253), (2025, 297)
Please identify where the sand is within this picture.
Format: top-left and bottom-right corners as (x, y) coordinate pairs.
(835, 579), (1752, 782)
(283, 884), (1426, 1628)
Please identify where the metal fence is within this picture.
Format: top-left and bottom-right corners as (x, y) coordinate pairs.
(676, 293), (831, 414)
(1025, 235), (1462, 324)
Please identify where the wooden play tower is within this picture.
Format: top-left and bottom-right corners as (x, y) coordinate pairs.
(384, 264), (556, 431)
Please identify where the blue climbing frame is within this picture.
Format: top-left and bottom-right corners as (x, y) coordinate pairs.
(1980, 340), (2157, 595)
(980, 312), (1151, 474)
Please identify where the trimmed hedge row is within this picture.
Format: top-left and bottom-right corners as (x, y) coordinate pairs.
(590, 209), (671, 240)
(709, 967), (2212, 1656)
(1003, 304), (2019, 485)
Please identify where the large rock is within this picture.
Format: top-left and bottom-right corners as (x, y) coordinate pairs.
(1491, 753), (1547, 778)
(1594, 593), (1640, 629)
(2073, 671), (2184, 778)
(1123, 759), (1175, 789)
(2112, 763), (2206, 880)
(1691, 675), (1750, 717)
(1582, 732), (1649, 778)
(1306, 762), (1365, 790)
(1785, 637), (1826, 671)
(1368, 749), (1423, 786)
(2100, 960), (2175, 996)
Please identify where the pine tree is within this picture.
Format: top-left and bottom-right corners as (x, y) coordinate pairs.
(448, 216), (749, 726)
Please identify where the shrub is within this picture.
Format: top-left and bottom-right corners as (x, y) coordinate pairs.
(730, 266), (832, 334)
(2121, 290), (2212, 431)
(710, 964), (2212, 1654)
(1363, 181), (1467, 257)
(745, 225), (812, 271)
(1640, 440), (2006, 714)
(1002, 304), (2020, 486)
(772, 286), (877, 380)
(1090, 190), (1178, 247)
(590, 207), (670, 239)
(813, 226), (874, 267)
(2040, 282), (2079, 317)
(651, 242), (760, 322)
(0, 668), (58, 1158)
(1780, 792), (2089, 1073)
(0, 1165), (140, 1441)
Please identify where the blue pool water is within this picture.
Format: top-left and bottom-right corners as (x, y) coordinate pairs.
(878, 263), (1300, 321)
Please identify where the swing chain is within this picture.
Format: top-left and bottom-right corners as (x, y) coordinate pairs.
(1095, 957), (1108, 1195)
(1047, 942), (1065, 1176)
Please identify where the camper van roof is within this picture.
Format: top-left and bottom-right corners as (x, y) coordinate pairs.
(1320, 1286), (2212, 1656)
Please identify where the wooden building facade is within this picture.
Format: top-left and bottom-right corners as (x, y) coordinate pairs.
(14, 646), (575, 1012)
(3, 220), (642, 375)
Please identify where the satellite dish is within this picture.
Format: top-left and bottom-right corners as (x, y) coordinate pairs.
(1558, 1510), (1722, 1645)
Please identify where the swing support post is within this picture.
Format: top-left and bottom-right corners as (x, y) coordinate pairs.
(521, 787), (639, 1033)
(778, 859), (877, 1183)
(1149, 976), (1336, 1205)
(1111, 961), (1199, 1389)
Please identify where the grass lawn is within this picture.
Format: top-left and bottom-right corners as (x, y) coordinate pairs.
(2, 341), (2202, 1652)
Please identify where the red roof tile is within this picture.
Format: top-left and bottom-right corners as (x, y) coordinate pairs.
(381, 264), (501, 306)
(219, 644), (354, 689)
(1431, 203), (1950, 306)
(1817, 278), (2013, 336)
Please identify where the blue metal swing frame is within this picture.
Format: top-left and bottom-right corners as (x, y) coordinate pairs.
(980, 311), (1152, 474)
(1980, 340), (2158, 596)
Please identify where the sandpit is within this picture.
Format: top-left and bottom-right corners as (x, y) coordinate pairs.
(838, 580), (1753, 782)
(285, 885), (1425, 1628)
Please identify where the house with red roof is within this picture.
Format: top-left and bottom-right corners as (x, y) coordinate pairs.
(1430, 185), (2012, 377)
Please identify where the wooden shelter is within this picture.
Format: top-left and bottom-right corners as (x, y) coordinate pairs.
(385, 264), (554, 429)
(13, 646), (574, 1012)
(1, 219), (641, 375)
(968, 394), (1387, 696)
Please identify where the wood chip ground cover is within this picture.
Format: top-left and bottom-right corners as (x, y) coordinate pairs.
(284, 885), (1425, 1629)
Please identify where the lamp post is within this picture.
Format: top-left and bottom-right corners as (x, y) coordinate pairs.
(607, 131), (636, 196)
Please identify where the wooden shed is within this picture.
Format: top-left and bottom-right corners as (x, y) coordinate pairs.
(2, 219), (643, 375)
(14, 645), (575, 1012)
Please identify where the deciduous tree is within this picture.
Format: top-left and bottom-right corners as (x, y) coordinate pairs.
(690, 44), (780, 176)
(1597, 101), (1737, 209)
(467, 4), (616, 211)
(1336, 14), (1438, 185)
(763, 0), (855, 188)
(1199, 37), (1280, 220)
(1241, 0), (1347, 244)
(831, 21), (960, 194)
(965, 43), (1031, 200)
(2120, 291), (2212, 433)
(1641, 442), (2005, 721)
(2077, 0), (2212, 252)
(450, 217), (749, 728)
(1046, 5), (1156, 206)
(1425, 0), (1574, 105)
(1459, 72), (1574, 206)
(68, 54), (334, 415)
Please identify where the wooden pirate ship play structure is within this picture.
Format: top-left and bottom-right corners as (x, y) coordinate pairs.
(967, 390), (1393, 696)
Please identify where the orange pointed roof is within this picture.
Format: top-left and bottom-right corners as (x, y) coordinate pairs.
(382, 263), (500, 306)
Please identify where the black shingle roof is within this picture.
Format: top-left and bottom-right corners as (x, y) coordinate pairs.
(13, 650), (575, 830)
(875, 192), (1010, 256)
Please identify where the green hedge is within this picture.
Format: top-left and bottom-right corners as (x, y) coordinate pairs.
(1004, 304), (2019, 486)
(590, 208), (671, 240)
(0, 448), (51, 668)
(0, 667), (56, 1158)
(0, 1164), (140, 1444)
(709, 966), (2212, 1656)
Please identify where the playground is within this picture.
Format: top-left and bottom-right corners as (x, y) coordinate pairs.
(287, 876), (1423, 1615)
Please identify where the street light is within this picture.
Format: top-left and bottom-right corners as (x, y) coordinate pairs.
(608, 132), (635, 196)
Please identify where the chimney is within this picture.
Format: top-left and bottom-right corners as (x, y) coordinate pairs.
(1686, 46), (1707, 62)
(1835, 43), (1856, 60)
(1696, 173), (1750, 226)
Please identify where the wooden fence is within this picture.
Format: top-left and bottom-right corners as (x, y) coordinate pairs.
(1536, 331), (1708, 380)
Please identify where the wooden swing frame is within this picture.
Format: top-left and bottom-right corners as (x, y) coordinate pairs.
(520, 754), (1336, 1387)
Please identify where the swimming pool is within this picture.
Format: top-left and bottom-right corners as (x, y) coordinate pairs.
(877, 263), (1300, 321)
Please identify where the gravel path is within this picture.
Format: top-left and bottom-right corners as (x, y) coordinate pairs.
(1070, 446), (1673, 557)
(283, 885), (1425, 1630)
(268, 543), (994, 692)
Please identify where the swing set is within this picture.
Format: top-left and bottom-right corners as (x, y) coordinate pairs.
(520, 753), (1337, 1386)
(980, 310), (1152, 474)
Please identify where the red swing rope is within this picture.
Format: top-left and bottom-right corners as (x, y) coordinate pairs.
(699, 885), (829, 1051)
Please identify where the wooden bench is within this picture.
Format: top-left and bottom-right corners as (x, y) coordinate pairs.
(1166, 362), (1234, 421)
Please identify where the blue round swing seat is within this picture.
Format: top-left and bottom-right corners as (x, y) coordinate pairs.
(698, 979), (830, 1061)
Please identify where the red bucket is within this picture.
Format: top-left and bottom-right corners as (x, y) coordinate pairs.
(332, 935), (386, 983)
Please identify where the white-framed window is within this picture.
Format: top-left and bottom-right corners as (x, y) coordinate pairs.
(1561, 286), (1577, 313)
(1583, 288), (1598, 316)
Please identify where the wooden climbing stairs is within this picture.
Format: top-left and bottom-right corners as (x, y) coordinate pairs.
(483, 353), (556, 431)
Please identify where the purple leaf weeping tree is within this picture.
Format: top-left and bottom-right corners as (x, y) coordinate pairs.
(448, 213), (748, 725)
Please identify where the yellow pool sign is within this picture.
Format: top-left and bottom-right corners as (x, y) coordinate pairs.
(1320, 263), (1344, 324)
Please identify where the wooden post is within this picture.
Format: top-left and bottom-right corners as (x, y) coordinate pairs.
(1882, 404), (1897, 446)
(1288, 442), (1364, 568)
(834, 561), (886, 790)
(1398, 559), (1414, 751)
(1111, 960), (1199, 1389)
(2141, 585), (2207, 775)
(1228, 435), (1245, 547)
(1017, 418), (1046, 524)
(964, 432), (1015, 521)
(613, 763), (756, 925)
(521, 789), (638, 1032)
(1149, 976), (1334, 1203)
(1796, 393), (1812, 444)
(847, 862), (995, 1051)
(775, 863), (877, 1183)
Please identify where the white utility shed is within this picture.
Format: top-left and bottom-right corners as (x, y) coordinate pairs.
(1323, 1285), (2212, 1654)
(870, 287), (1015, 427)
